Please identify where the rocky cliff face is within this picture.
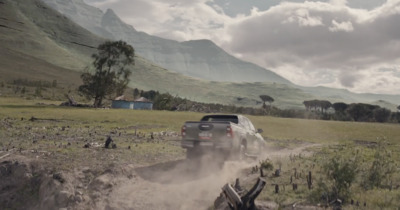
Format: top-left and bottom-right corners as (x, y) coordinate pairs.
(40, 0), (291, 84)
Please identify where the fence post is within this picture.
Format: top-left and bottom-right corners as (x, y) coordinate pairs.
(307, 171), (312, 190)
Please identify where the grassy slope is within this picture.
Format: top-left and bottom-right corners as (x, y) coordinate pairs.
(0, 0), (97, 85)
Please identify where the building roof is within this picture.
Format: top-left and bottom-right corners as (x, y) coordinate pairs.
(134, 97), (151, 102)
(114, 95), (125, 100)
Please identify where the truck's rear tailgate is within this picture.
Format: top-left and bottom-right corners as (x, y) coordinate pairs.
(183, 121), (230, 141)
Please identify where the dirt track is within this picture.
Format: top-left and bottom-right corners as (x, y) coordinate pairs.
(0, 115), (314, 210)
(90, 144), (314, 210)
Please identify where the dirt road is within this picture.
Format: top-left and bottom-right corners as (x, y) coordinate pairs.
(95, 144), (314, 210)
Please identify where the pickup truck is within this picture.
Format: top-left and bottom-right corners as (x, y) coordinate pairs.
(181, 114), (265, 160)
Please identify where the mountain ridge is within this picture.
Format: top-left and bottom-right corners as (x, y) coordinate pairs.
(40, 0), (292, 84)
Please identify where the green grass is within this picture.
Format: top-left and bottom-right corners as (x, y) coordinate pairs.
(1, 97), (399, 144)
(248, 115), (400, 144)
(254, 143), (400, 209)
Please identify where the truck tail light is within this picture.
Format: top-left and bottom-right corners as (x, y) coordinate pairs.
(226, 125), (234, 138)
(181, 125), (186, 137)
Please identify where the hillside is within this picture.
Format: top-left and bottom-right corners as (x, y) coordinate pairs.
(1, 0), (399, 110)
(40, 0), (291, 84)
(0, 0), (103, 85)
(0, 0), (313, 109)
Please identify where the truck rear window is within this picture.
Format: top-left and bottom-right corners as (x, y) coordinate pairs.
(200, 115), (238, 124)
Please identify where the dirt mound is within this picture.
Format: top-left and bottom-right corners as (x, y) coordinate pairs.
(0, 156), (122, 210)
(0, 157), (43, 209)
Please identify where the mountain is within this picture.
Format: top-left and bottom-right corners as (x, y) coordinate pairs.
(1, 0), (399, 110)
(0, 0), (312, 108)
(40, 0), (291, 84)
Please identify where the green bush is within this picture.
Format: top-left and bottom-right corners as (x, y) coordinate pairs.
(260, 158), (274, 170)
(310, 152), (359, 203)
(362, 142), (396, 189)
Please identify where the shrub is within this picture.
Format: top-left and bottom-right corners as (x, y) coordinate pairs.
(310, 152), (359, 203)
(260, 159), (274, 171)
(362, 141), (396, 189)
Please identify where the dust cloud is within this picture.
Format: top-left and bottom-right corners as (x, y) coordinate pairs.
(108, 155), (254, 210)
(105, 144), (312, 210)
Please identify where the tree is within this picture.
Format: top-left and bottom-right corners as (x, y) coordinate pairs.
(320, 100), (332, 113)
(141, 90), (159, 101)
(397, 105), (400, 112)
(373, 108), (391, 123)
(333, 102), (348, 113)
(346, 103), (379, 122)
(79, 40), (134, 107)
(133, 88), (140, 99)
(259, 95), (274, 109)
(153, 93), (174, 110)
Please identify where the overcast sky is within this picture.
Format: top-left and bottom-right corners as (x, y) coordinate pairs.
(84, 0), (400, 95)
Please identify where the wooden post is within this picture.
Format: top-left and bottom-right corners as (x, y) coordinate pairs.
(275, 169), (280, 177)
(307, 171), (312, 190)
(275, 185), (279, 194)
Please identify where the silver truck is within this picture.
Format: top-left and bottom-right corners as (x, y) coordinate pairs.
(181, 114), (265, 160)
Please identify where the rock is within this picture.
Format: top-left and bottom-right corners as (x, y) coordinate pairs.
(53, 172), (65, 183)
(55, 190), (73, 207)
(74, 195), (83, 203)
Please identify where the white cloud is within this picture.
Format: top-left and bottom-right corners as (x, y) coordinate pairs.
(224, 1), (400, 94)
(83, 0), (400, 95)
(329, 0), (348, 6)
(329, 20), (353, 32)
(283, 8), (324, 27)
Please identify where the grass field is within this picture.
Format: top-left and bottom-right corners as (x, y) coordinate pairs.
(2, 97), (399, 144)
(1, 97), (400, 209)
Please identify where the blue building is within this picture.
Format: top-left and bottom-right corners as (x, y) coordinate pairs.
(111, 97), (153, 110)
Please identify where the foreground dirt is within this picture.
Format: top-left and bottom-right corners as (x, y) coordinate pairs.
(0, 117), (317, 210)
(1, 146), (316, 210)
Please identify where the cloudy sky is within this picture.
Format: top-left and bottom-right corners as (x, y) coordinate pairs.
(84, 0), (400, 95)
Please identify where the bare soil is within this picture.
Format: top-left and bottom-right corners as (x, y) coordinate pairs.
(0, 117), (317, 210)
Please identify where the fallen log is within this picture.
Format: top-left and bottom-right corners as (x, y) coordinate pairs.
(218, 177), (266, 210)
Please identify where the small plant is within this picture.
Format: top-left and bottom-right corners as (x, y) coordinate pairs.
(310, 151), (359, 204)
(260, 158), (274, 171)
(362, 141), (396, 189)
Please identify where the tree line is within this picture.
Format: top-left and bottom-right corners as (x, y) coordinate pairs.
(302, 99), (399, 123)
(76, 40), (400, 124)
